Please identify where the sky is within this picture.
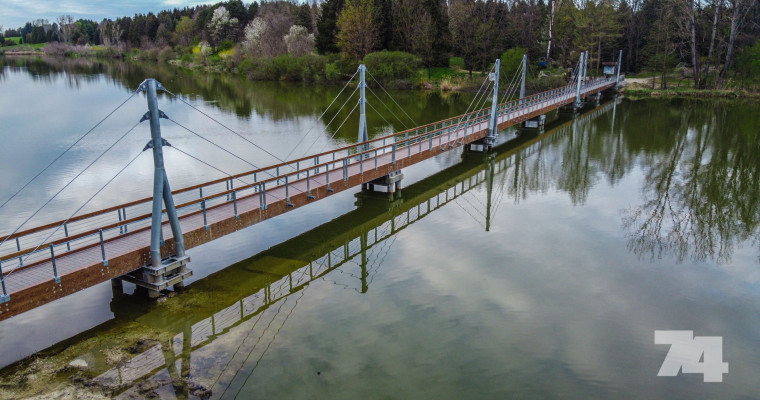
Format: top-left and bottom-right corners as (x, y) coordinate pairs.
(0, 0), (220, 32)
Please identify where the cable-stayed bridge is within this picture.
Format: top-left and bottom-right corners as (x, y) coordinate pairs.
(54, 99), (621, 398)
(0, 51), (623, 321)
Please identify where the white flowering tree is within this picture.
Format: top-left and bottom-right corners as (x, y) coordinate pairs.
(242, 17), (265, 54)
(207, 6), (239, 47)
(284, 25), (315, 56)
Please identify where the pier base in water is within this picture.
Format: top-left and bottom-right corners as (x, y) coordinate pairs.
(465, 135), (496, 153)
(120, 255), (192, 298)
(522, 114), (546, 130)
(363, 170), (404, 194)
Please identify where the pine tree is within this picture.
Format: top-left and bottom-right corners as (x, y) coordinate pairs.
(316, 0), (345, 54)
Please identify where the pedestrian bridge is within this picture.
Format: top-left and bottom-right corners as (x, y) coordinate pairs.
(54, 98), (620, 398)
(0, 51), (622, 321)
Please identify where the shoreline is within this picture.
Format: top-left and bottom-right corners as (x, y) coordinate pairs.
(622, 87), (760, 99)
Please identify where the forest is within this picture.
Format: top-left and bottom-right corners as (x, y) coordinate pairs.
(1, 0), (759, 90)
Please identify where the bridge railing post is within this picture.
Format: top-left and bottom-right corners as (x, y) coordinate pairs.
(0, 259), (9, 302)
(49, 244), (60, 284)
(99, 229), (107, 266)
(232, 190), (239, 218)
(285, 175), (294, 206)
(306, 169), (314, 199)
(15, 238), (23, 267)
(201, 199), (208, 230)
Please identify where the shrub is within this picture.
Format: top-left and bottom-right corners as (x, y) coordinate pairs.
(362, 51), (420, 86)
(158, 47), (175, 62)
(146, 47), (161, 61)
(218, 39), (234, 52)
(325, 62), (342, 81)
(240, 54), (329, 82)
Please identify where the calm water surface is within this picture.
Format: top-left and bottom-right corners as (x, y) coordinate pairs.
(0, 57), (759, 399)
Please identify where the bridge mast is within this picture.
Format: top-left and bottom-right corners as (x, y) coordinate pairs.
(520, 54), (527, 100)
(358, 64), (369, 151)
(584, 50), (589, 79)
(122, 78), (191, 298)
(488, 58), (501, 140)
(615, 49), (623, 90)
(142, 79), (185, 266)
(575, 52), (585, 108)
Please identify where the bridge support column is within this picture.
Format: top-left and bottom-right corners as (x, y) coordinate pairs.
(122, 79), (192, 299)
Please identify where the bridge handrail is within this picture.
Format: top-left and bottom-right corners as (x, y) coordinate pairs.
(0, 77), (619, 264)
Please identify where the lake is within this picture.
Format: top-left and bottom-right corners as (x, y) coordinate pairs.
(0, 56), (759, 399)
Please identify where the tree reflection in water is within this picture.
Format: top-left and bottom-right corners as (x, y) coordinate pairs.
(621, 99), (760, 264)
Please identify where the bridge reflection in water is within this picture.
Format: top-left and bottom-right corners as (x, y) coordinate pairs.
(70, 98), (619, 398)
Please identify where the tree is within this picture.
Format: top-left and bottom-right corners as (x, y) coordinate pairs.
(241, 5), (294, 57)
(501, 47), (526, 87)
(375, 0), (393, 50)
(336, 0), (379, 61)
(736, 38), (760, 84)
(284, 25), (315, 55)
(208, 6), (240, 47)
(316, 0), (345, 54)
(547, 0), (563, 61)
(422, 0), (451, 67)
(30, 26), (46, 44)
(248, 1), (260, 20)
(701, 0), (723, 87)
(591, 0), (622, 76)
(472, 0), (501, 71)
(295, 3), (314, 32)
(718, 0), (751, 88)
(393, 0), (425, 53)
(174, 16), (195, 47)
(242, 18), (265, 53)
(57, 15), (74, 43)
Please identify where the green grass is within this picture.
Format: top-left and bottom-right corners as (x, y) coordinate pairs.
(1, 37), (46, 51)
(423, 66), (467, 80)
(449, 57), (464, 68)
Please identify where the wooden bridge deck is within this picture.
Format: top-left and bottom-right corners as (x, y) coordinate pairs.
(0, 77), (618, 321)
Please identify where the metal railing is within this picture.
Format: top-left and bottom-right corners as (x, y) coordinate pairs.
(0, 76), (619, 292)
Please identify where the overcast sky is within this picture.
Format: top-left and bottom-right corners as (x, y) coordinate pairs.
(0, 0), (220, 31)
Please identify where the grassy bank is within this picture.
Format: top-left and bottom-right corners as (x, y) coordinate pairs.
(623, 87), (760, 99)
